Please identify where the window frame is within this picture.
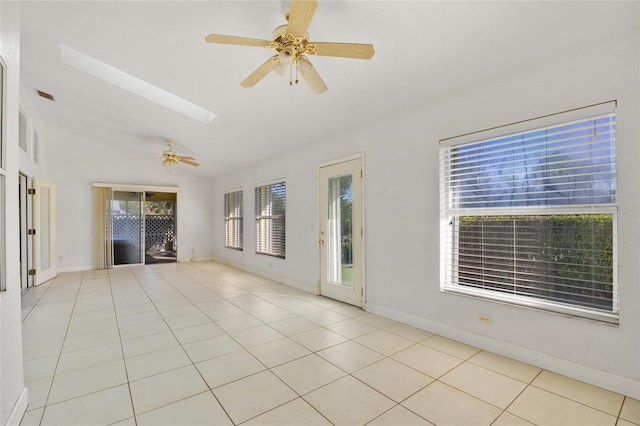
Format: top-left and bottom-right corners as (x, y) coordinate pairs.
(439, 102), (618, 323)
(224, 189), (243, 251)
(254, 180), (286, 259)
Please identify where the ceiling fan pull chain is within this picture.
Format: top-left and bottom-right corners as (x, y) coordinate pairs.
(289, 63), (293, 86)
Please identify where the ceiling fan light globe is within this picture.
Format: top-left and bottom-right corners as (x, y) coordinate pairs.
(278, 48), (295, 65)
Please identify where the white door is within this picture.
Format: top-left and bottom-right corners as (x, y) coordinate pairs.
(33, 178), (57, 284)
(319, 158), (364, 307)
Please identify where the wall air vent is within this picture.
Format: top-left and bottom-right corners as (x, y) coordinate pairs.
(36, 90), (55, 101)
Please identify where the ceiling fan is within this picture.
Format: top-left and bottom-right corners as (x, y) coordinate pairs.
(162, 141), (199, 172)
(204, 0), (375, 94)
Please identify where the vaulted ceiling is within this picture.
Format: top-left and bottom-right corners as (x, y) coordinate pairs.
(19, 1), (637, 178)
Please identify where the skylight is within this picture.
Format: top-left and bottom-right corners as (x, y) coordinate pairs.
(59, 44), (217, 124)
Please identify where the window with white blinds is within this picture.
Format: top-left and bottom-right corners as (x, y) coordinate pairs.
(255, 181), (286, 258)
(440, 105), (618, 322)
(224, 190), (243, 250)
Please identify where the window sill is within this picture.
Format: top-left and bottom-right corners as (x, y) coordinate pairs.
(442, 285), (619, 326)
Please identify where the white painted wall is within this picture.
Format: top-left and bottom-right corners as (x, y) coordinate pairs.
(1, 2), (29, 424)
(18, 84), (45, 179)
(39, 126), (216, 272)
(212, 28), (640, 398)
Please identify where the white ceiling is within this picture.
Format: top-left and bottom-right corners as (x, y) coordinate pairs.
(20, 1), (637, 179)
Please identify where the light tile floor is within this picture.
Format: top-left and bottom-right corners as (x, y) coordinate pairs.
(19, 261), (639, 426)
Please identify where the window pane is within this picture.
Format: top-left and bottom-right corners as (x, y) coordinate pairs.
(224, 190), (243, 250)
(33, 128), (41, 164)
(327, 175), (353, 286)
(40, 187), (51, 269)
(456, 214), (614, 311)
(255, 182), (285, 258)
(19, 110), (28, 153)
(446, 114), (616, 208)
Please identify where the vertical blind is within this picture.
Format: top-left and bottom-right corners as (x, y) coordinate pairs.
(224, 190), (243, 250)
(440, 111), (617, 319)
(255, 182), (286, 258)
(93, 186), (113, 269)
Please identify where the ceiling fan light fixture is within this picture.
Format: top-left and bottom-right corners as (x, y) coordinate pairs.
(162, 157), (178, 173)
(278, 46), (296, 65)
(205, 0), (374, 93)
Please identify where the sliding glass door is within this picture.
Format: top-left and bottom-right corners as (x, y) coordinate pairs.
(111, 191), (143, 266)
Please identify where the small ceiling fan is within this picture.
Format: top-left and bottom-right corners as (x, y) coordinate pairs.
(204, 0), (375, 94)
(162, 141), (199, 172)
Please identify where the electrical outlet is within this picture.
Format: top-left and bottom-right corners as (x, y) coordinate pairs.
(479, 314), (493, 325)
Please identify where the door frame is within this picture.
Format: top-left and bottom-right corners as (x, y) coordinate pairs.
(317, 153), (365, 308)
(93, 183), (180, 267)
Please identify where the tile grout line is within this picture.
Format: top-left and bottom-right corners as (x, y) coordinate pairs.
(109, 266), (141, 426)
(36, 271), (85, 425)
(128, 264), (241, 423)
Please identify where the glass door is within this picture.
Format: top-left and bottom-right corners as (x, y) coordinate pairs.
(111, 191), (144, 266)
(144, 192), (177, 264)
(19, 173), (33, 289)
(319, 158), (363, 307)
(33, 178), (57, 284)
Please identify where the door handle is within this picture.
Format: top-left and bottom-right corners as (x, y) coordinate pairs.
(319, 239), (324, 245)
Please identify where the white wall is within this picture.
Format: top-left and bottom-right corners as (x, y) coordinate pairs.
(18, 84), (45, 179)
(212, 28), (640, 398)
(40, 126), (216, 271)
(1, 2), (28, 424)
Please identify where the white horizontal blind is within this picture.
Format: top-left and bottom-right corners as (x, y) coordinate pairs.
(440, 111), (617, 320)
(224, 190), (243, 250)
(443, 114), (616, 210)
(255, 182), (286, 258)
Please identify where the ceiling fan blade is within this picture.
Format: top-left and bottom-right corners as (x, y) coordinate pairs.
(178, 158), (200, 167)
(177, 155), (196, 161)
(241, 55), (279, 88)
(311, 42), (375, 59)
(274, 61), (288, 77)
(296, 57), (327, 94)
(205, 34), (272, 48)
(286, 0), (318, 37)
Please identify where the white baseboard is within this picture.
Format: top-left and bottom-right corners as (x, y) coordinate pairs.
(212, 256), (317, 295)
(57, 265), (93, 273)
(5, 387), (28, 426)
(367, 302), (640, 399)
(177, 256), (215, 263)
